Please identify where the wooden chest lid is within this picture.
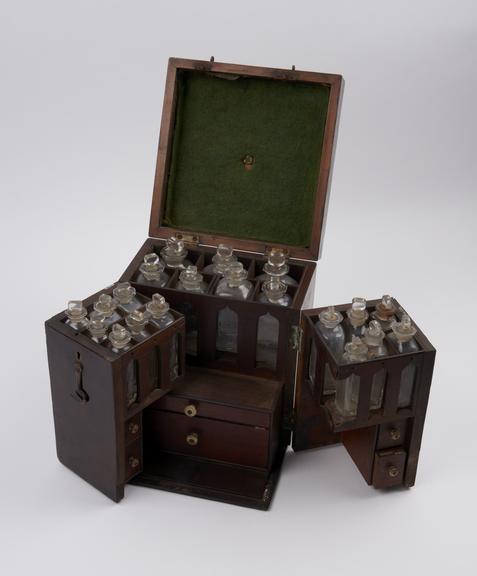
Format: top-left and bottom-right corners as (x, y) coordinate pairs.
(149, 58), (343, 261)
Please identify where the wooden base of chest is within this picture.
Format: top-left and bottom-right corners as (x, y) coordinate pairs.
(130, 367), (284, 509)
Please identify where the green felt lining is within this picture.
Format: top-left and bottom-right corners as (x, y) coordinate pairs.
(163, 71), (330, 248)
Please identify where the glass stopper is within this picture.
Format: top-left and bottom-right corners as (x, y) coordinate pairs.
(65, 300), (87, 322)
(161, 236), (188, 266)
(212, 244), (236, 273)
(224, 261), (248, 287)
(347, 297), (369, 326)
(126, 309), (151, 335)
(108, 324), (131, 349)
(262, 277), (287, 303)
(113, 282), (136, 304)
(318, 305), (343, 329)
(179, 265), (204, 290)
(375, 294), (397, 321)
(94, 294), (118, 317)
(343, 336), (368, 362)
(263, 248), (289, 277)
(139, 253), (165, 281)
(146, 293), (170, 319)
(88, 311), (107, 337)
(391, 314), (417, 342)
(363, 320), (385, 347)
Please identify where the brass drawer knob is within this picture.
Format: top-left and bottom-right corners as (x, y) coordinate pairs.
(186, 432), (199, 446)
(388, 465), (400, 478)
(184, 404), (197, 418)
(128, 422), (139, 435)
(389, 428), (401, 441)
(129, 456), (140, 469)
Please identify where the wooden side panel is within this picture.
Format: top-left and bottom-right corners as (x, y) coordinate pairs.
(342, 426), (378, 485)
(46, 326), (122, 502)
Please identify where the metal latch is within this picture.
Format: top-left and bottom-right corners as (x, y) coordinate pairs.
(289, 325), (303, 351)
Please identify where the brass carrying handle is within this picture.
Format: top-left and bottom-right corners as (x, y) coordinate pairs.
(71, 360), (89, 403)
(186, 432), (199, 447)
(184, 404), (197, 418)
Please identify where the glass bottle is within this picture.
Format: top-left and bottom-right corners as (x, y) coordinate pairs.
(256, 249), (298, 287)
(93, 294), (122, 327)
(202, 244), (237, 276)
(345, 297), (369, 339)
(334, 336), (368, 418)
(108, 323), (132, 353)
(176, 266), (207, 293)
(315, 306), (345, 359)
(371, 294), (397, 332)
(146, 293), (175, 330)
(388, 315), (419, 408)
(65, 300), (89, 331)
(258, 278), (291, 306)
(215, 262), (252, 299)
(87, 311), (108, 344)
(363, 320), (388, 410)
(136, 253), (169, 288)
(387, 314), (419, 353)
(125, 309), (151, 342)
(113, 282), (141, 313)
(160, 236), (192, 270)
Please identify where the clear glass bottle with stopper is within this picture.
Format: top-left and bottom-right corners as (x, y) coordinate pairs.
(125, 309), (151, 342)
(215, 262), (252, 299)
(202, 244), (236, 276)
(312, 306), (345, 395)
(161, 236), (192, 270)
(113, 282), (141, 313)
(256, 249), (298, 287)
(65, 301), (89, 331)
(136, 253), (169, 288)
(258, 278), (291, 306)
(334, 336), (368, 418)
(371, 294), (397, 332)
(388, 315), (419, 408)
(93, 294), (121, 327)
(87, 311), (108, 344)
(146, 294), (175, 330)
(345, 297), (369, 339)
(177, 266), (207, 293)
(363, 320), (388, 410)
(108, 323), (132, 353)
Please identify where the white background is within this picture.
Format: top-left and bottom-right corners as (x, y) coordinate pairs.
(1, 1), (476, 574)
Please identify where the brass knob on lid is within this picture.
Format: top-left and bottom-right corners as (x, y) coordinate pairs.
(388, 465), (399, 478)
(186, 432), (199, 446)
(389, 428), (401, 441)
(129, 456), (140, 469)
(128, 422), (139, 435)
(184, 404), (197, 418)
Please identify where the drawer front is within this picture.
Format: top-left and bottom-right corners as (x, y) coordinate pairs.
(153, 395), (270, 428)
(124, 438), (143, 482)
(144, 410), (270, 469)
(125, 414), (142, 445)
(376, 420), (407, 450)
(372, 449), (407, 488)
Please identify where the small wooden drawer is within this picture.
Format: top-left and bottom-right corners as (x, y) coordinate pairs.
(376, 420), (407, 450)
(155, 395), (270, 428)
(124, 438), (143, 482)
(125, 414), (142, 445)
(144, 410), (270, 469)
(372, 448), (407, 488)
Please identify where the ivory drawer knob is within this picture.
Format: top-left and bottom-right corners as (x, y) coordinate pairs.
(388, 465), (399, 478)
(128, 422), (139, 435)
(186, 432), (199, 446)
(129, 456), (140, 469)
(389, 428), (401, 441)
(184, 404), (197, 418)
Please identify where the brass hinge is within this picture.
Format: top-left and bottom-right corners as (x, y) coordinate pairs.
(289, 325), (303, 351)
